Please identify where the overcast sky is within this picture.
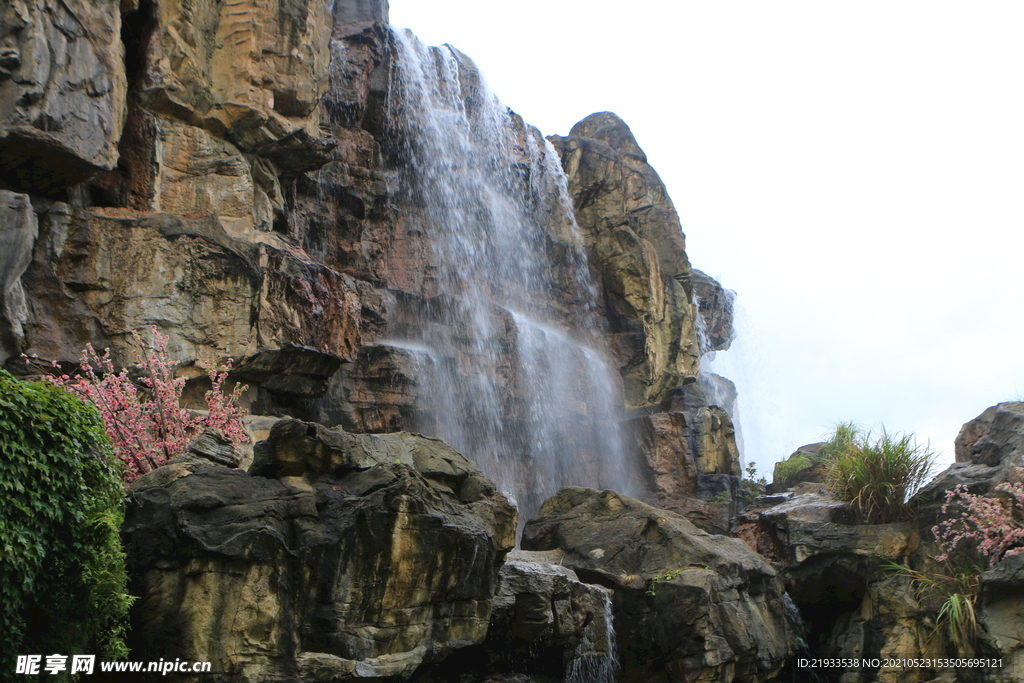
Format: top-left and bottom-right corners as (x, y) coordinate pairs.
(388, 1), (1024, 474)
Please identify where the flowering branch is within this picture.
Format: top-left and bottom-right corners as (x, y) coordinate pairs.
(933, 473), (1024, 568)
(38, 328), (248, 483)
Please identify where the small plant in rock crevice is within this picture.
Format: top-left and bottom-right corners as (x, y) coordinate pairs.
(646, 568), (685, 597)
(741, 461), (768, 502)
(882, 561), (980, 652)
(36, 327), (248, 482)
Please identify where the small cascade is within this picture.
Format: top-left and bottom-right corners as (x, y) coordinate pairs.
(693, 293), (714, 359)
(565, 589), (619, 683)
(382, 28), (632, 524)
(781, 593), (827, 683)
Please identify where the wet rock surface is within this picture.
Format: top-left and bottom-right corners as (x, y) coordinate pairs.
(123, 419), (517, 682)
(523, 487), (793, 683)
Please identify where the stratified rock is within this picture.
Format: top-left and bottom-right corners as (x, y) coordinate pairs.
(179, 428), (241, 468)
(136, 0), (333, 172)
(522, 487), (792, 683)
(691, 268), (735, 353)
(550, 113), (700, 409)
(123, 419), (517, 682)
(0, 0), (126, 194)
(11, 207), (360, 398)
(0, 191), (37, 360)
(410, 550), (617, 683)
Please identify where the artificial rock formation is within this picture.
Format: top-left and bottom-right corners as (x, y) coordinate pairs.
(3, 0), (752, 678)
(739, 402), (1024, 683)
(523, 487), (793, 683)
(123, 419), (517, 682)
(550, 113), (700, 410)
(1, 0), (741, 530)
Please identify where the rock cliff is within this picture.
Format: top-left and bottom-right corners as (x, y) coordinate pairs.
(1, 0), (741, 525)
(1, 0), (757, 679)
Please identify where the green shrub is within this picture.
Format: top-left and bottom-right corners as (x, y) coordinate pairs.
(823, 423), (935, 524)
(0, 370), (132, 667)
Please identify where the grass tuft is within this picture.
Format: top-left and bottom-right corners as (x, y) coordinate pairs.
(823, 424), (936, 524)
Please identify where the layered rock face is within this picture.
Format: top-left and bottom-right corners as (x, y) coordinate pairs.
(123, 419), (517, 681)
(736, 403), (1024, 683)
(1, 0), (742, 526)
(3, 0), (755, 677)
(523, 487), (794, 683)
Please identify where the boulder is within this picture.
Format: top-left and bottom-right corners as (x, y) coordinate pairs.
(769, 442), (829, 493)
(122, 419), (517, 682)
(522, 487), (793, 683)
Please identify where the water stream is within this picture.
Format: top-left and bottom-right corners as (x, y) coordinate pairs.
(382, 29), (632, 525)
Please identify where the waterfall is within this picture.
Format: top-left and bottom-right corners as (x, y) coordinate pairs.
(383, 29), (632, 525)
(565, 590), (619, 683)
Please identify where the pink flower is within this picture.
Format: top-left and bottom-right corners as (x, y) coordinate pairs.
(46, 327), (248, 483)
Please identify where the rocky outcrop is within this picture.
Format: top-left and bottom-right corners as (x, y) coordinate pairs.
(745, 403), (1024, 683)
(769, 442), (829, 493)
(123, 418), (517, 682)
(550, 113), (700, 410)
(0, 0), (127, 194)
(410, 550), (617, 683)
(691, 268), (735, 353)
(522, 487), (793, 683)
(627, 381), (742, 534)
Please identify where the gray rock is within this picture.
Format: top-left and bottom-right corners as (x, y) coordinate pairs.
(0, 0), (126, 194)
(123, 420), (517, 682)
(0, 191), (37, 360)
(522, 487), (793, 683)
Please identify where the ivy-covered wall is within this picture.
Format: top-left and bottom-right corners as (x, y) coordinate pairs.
(0, 370), (131, 670)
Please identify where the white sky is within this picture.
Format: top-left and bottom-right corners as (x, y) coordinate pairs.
(388, 1), (1024, 473)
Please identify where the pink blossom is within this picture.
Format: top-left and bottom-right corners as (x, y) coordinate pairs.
(46, 327), (248, 483)
(932, 473), (1024, 568)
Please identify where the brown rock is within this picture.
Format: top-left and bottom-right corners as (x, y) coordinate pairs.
(523, 487), (793, 683)
(123, 419), (517, 682)
(136, 0), (333, 171)
(550, 113), (700, 409)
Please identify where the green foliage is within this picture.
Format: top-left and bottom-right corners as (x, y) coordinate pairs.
(883, 561), (980, 653)
(646, 568), (685, 596)
(823, 423), (936, 524)
(741, 461), (768, 502)
(0, 370), (132, 667)
(774, 451), (812, 483)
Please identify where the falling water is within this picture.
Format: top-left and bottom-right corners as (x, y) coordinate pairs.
(383, 29), (631, 524)
(565, 590), (619, 683)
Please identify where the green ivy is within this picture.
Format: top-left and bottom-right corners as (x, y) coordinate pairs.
(0, 370), (132, 671)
